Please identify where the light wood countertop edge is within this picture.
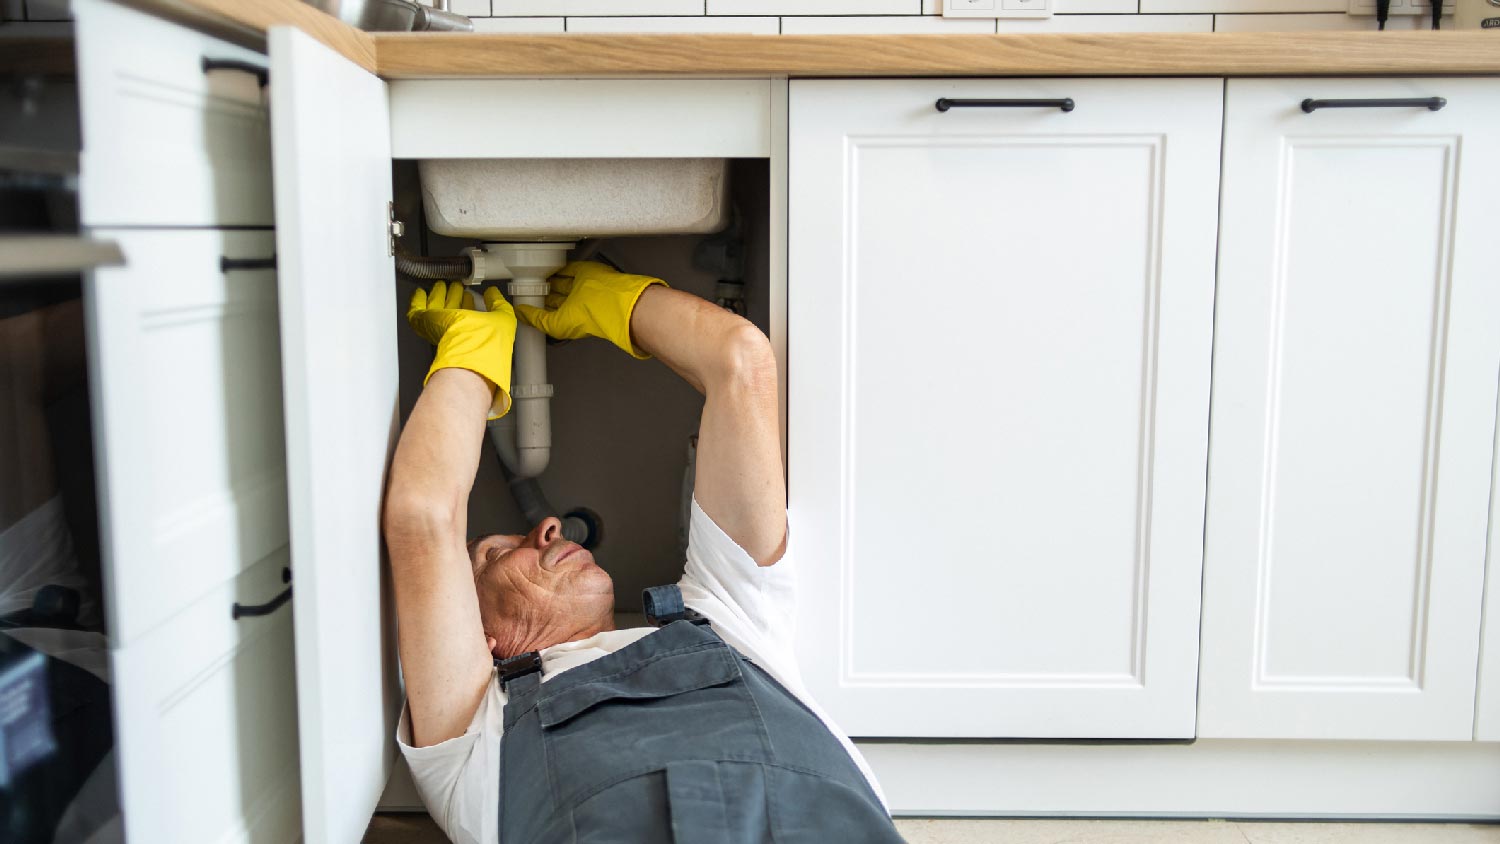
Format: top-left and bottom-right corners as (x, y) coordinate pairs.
(107, 1), (1500, 79)
(371, 32), (1500, 79)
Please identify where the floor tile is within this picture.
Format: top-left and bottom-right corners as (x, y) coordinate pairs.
(1237, 822), (1500, 844)
(893, 818), (1251, 843)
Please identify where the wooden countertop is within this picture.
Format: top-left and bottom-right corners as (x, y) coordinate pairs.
(122, 0), (1500, 78)
(372, 31), (1500, 78)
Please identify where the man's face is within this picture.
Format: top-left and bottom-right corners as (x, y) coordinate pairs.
(467, 517), (615, 657)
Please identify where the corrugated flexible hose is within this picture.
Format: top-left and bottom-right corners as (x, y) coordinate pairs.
(396, 252), (472, 280)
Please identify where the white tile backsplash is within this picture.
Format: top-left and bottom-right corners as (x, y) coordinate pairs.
(1213, 11), (1444, 28)
(455, 0), (1405, 36)
(568, 14), (780, 31)
(1143, 0), (1343, 12)
(448, 0), (493, 15)
(782, 14), (994, 31)
(473, 14), (567, 30)
(709, 0), (919, 15)
(924, 0), (1138, 11)
(996, 12), (1211, 29)
(493, 0), (702, 16)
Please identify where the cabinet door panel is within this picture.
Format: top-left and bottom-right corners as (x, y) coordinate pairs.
(84, 228), (298, 842)
(86, 228), (287, 646)
(269, 26), (401, 844)
(788, 79), (1223, 738)
(110, 554), (301, 844)
(1199, 78), (1500, 741)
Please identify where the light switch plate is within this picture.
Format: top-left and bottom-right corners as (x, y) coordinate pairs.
(945, 0), (1051, 19)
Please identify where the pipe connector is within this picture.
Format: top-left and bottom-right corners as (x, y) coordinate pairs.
(462, 246), (499, 286)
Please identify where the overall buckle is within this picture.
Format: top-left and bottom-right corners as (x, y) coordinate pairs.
(495, 651), (543, 690)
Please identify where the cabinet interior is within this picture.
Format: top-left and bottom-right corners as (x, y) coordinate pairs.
(390, 158), (772, 611)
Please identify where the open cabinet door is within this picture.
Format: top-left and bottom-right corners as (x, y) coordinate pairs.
(268, 27), (400, 844)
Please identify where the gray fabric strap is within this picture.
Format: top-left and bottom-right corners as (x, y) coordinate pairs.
(642, 584), (687, 627)
(666, 760), (730, 844)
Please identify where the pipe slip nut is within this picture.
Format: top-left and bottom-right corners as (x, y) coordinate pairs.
(511, 384), (555, 400)
(508, 281), (551, 297)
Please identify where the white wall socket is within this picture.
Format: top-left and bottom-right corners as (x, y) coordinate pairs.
(944, 0), (1052, 19)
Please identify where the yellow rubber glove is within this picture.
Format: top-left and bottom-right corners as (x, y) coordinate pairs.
(513, 260), (667, 360)
(406, 281), (516, 420)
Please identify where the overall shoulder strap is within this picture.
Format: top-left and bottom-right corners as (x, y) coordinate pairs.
(641, 584), (710, 628)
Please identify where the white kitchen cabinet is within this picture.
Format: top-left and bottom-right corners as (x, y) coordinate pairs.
(85, 228), (300, 843)
(1198, 78), (1500, 741)
(268, 27), (402, 844)
(74, 0), (274, 228)
(787, 78), (1224, 738)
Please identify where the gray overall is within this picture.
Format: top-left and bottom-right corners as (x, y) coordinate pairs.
(495, 584), (906, 843)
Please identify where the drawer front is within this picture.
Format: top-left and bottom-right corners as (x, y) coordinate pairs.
(111, 551), (302, 844)
(86, 228), (288, 647)
(75, 0), (273, 227)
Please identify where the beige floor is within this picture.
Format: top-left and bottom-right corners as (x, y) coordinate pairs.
(364, 813), (1500, 843)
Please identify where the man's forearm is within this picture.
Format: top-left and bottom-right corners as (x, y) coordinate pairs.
(384, 367), (493, 535)
(629, 285), (766, 395)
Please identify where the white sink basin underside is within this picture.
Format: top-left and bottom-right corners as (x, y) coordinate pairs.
(418, 158), (730, 240)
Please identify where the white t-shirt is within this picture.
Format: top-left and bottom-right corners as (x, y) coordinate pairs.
(397, 497), (886, 844)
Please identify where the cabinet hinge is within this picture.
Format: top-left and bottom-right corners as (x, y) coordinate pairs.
(387, 202), (405, 257)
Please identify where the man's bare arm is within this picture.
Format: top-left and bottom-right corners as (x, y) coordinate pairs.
(629, 286), (786, 565)
(383, 368), (496, 747)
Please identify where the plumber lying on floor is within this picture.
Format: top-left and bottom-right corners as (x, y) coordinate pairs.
(384, 262), (906, 844)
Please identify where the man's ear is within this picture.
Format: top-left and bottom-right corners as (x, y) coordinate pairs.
(486, 634), (499, 656)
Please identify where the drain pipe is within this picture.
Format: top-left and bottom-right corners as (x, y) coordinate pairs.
(484, 242), (571, 479)
(459, 241), (559, 480)
(456, 242), (605, 545)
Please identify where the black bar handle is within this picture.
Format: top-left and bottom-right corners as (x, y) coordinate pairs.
(221, 255), (277, 273)
(202, 57), (269, 88)
(232, 587), (291, 619)
(1301, 97), (1446, 113)
(232, 568), (292, 620)
(936, 98), (1075, 113)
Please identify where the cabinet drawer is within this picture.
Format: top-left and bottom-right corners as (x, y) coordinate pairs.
(75, 0), (273, 227)
(111, 551), (301, 844)
(86, 228), (288, 647)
